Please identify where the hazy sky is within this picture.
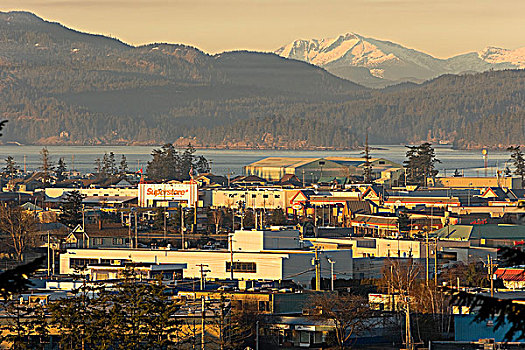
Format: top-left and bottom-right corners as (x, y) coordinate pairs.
(2, 0), (525, 58)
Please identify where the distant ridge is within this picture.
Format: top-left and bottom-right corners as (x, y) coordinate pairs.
(276, 33), (525, 87)
(0, 11), (523, 150)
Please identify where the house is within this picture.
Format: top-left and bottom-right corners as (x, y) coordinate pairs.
(495, 267), (525, 289)
(64, 224), (131, 249)
(230, 175), (267, 187)
(194, 173), (228, 187)
(434, 224), (525, 248)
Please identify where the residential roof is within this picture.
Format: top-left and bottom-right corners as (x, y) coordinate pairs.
(82, 196), (137, 204)
(277, 174), (302, 187)
(21, 202), (43, 211)
(317, 176), (349, 185)
(435, 224), (525, 241)
(69, 223), (131, 238)
(352, 214), (398, 227)
(496, 268), (525, 282)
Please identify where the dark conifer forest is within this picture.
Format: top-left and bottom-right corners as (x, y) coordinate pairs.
(0, 12), (523, 149)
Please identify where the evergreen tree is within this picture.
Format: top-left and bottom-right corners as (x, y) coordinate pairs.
(55, 157), (67, 182)
(147, 143), (181, 182)
(101, 153), (110, 175)
(94, 158), (102, 174)
(195, 155), (210, 174)
(268, 208), (287, 226)
(397, 211), (410, 235)
(119, 154), (129, 175)
(508, 146), (525, 187)
(403, 143), (440, 186)
(59, 191), (83, 229)
(180, 144), (196, 180)
(108, 152), (117, 175)
(39, 147), (53, 184)
(4, 156), (18, 179)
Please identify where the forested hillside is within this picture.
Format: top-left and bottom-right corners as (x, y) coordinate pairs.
(0, 12), (523, 149)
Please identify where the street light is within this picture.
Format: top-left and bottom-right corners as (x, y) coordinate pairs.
(327, 257), (336, 291)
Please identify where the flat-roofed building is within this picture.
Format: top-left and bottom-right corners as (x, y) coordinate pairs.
(59, 229), (353, 287)
(429, 176), (522, 189)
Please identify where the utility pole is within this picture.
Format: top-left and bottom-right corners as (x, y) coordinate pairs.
(197, 264), (210, 291)
(405, 295), (413, 350)
(201, 296), (206, 350)
(256, 320), (259, 350)
(82, 204), (85, 230)
(229, 234), (234, 281)
(128, 211), (132, 248)
(363, 132), (372, 184)
(426, 231), (430, 283)
(314, 247), (321, 291)
(488, 255), (495, 298)
(434, 237), (438, 285)
(181, 207), (185, 250)
(430, 205), (434, 232)
(47, 231), (50, 277)
(134, 210), (138, 248)
(327, 258), (335, 291)
(232, 208), (235, 233)
(194, 205), (197, 234)
(163, 208), (167, 241)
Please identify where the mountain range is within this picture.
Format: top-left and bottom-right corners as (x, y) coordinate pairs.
(276, 33), (525, 87)
(0, 11), (523, 150)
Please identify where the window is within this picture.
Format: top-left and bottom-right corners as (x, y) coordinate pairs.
(252, 194), (257, 198)
(356, 240), (376, 248)
(379, 161), (385, 165)
(112, 238), (124, 245)
(275, 195), (280, 198)
(258, 301), (270, 312)
(226, 262), (256, 273)
(263, 194), (268, 199)
(70, 258), (98, 269)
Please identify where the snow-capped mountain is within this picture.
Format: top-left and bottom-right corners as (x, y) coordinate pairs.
(276, 33), (525, 87)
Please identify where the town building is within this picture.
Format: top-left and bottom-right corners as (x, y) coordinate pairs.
(59, 229), (353, 287)
(243, 157), (401, 183)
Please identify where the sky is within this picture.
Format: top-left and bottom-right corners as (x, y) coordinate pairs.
(1, 0), (525, 58)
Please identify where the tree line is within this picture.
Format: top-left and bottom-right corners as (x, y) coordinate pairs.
(2, 13), (524, 149)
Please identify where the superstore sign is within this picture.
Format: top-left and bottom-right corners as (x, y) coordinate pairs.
(139, 183), (197, 206)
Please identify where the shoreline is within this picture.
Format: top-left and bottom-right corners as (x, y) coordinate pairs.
(0, 142), (519, 152)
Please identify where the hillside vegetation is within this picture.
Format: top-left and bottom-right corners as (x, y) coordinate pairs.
(0, 12), (523, 149)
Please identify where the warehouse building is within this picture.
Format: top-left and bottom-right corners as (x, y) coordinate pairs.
(243, 157), (401, 183)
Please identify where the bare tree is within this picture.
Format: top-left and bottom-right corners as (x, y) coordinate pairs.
(380, 259), (450, 346)
(211, 209), (224, 234)
(307, 293), (372, 350)
(0, 206), (37, 261)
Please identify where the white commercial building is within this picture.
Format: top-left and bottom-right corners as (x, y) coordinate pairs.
(138, 183), (198, 207)
(59, 229), (353, 287)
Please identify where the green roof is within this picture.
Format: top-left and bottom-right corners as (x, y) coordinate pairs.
(436, 224), (525, 241)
